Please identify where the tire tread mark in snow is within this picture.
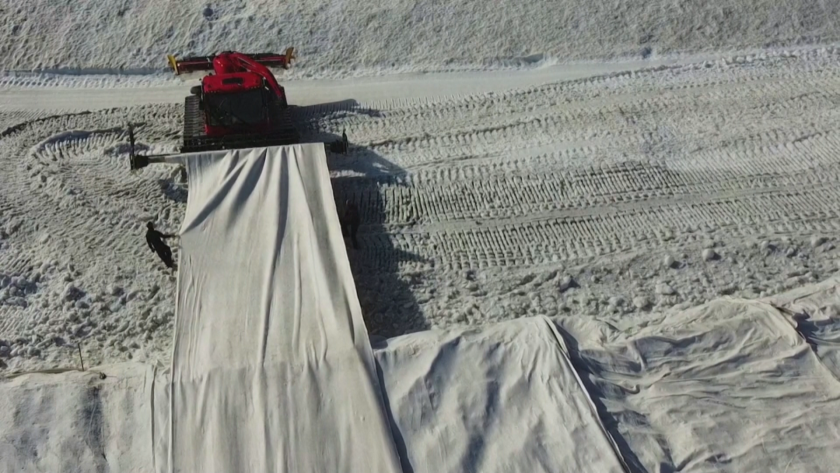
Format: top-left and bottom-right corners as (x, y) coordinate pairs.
(0, 107), (184, 336)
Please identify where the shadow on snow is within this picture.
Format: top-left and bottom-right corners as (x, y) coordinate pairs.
(292, 99), (431, 338)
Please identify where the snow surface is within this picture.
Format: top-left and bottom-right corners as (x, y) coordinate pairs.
(3, 47), (840, 373)
(2, 0), (840, 77)
(5, 283), (840, 472)
(3, 0), (840, 469)
(2, 42), (840, 470)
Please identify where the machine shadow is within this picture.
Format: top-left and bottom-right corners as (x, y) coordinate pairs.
(290, 100), (431, 338)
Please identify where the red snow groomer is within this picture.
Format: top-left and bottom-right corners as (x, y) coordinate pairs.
(166, 48), (301, 153)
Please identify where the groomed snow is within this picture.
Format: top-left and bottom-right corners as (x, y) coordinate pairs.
(3, 48), (840, 373)
(2, 0), (840, 77)
(4, 0), (840, 469)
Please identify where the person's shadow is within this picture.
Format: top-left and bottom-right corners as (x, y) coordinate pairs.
(289, 100), (430, 338)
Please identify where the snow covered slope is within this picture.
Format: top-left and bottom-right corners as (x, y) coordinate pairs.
(2, 0), (840, 76)
(2, 49), (840, 373)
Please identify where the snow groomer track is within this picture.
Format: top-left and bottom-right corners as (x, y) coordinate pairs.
(4, 51), (840, 360)
(4, 48), (840, 473)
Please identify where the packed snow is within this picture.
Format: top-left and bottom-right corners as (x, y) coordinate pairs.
(3, 0), (840, 467)
(2, 0), (840, 77)
(3, 47), (840, 373)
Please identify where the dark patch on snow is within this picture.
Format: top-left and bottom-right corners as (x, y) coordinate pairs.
(158, 179), (188, 204)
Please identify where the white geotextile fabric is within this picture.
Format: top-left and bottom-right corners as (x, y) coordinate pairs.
(373, 316), (627, 473)
(168, 145), (402, 473)
(566, 298), (840, 473)
(0, 363), (170, 473)
(5, 294), (840, 472)
(6, 142), (840, 472)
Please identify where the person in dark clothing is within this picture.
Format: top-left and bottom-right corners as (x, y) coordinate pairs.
(340, 199), (361, 249)
(145, 222), (177, 269)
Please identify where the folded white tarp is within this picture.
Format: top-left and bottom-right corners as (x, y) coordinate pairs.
(567, 298), (840, 473)
(168, 145), (402, 473)
(374, 316), (628, 473)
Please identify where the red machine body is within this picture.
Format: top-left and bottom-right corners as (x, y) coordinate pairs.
(167, 48), (300, 153)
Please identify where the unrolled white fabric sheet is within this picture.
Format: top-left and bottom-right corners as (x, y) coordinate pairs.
(167, 145), (402, 473)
